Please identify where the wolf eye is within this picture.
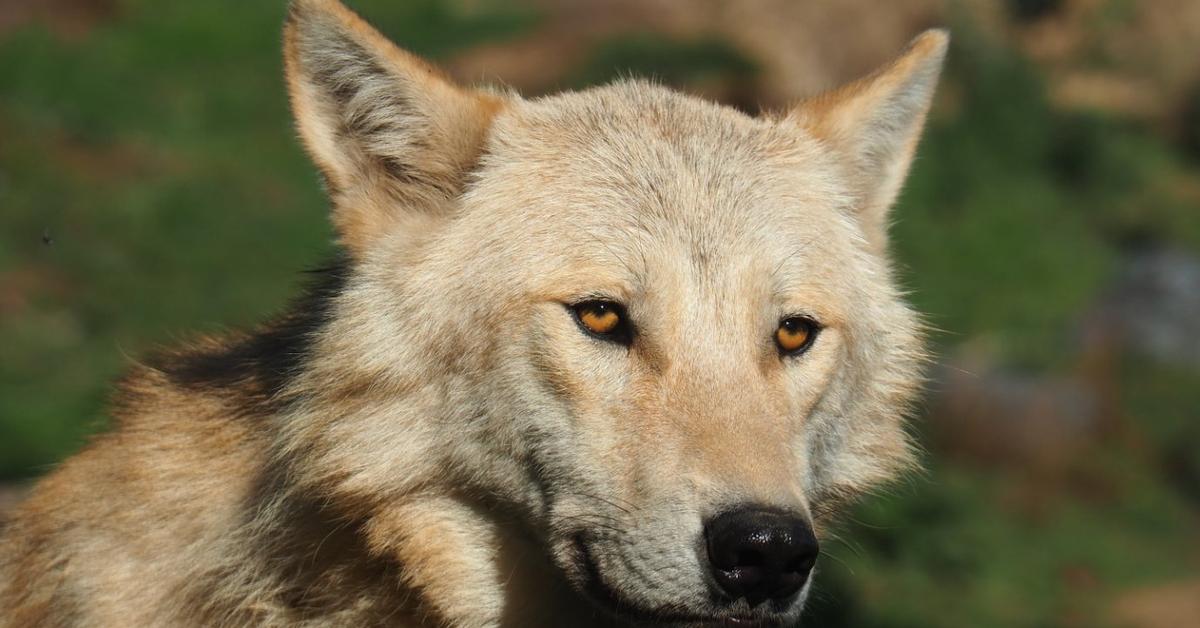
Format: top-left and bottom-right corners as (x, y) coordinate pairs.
(570, 300), (631, 344)
(776, 316), (819, 356)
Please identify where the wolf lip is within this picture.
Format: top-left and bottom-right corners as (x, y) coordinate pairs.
(571, 535), (783, 627)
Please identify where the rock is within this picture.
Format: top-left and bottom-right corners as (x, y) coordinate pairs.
(1099, 247), (1200, 368)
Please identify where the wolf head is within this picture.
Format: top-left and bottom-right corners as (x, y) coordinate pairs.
(277, 0), (944, 624)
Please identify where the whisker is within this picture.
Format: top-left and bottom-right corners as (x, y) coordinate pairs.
(563, 491), (636, 515)
(818, 547), (855, 576)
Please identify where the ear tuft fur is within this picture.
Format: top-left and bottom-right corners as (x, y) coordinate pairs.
(791, 29), (948, 252)
(283, 0), (506, 255)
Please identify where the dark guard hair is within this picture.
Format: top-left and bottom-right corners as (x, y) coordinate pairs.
(148, 252), (351, 414)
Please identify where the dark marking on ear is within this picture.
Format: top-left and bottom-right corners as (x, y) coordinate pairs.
(298, 21), (411, 139)
(300, 27), (432, 188)
(284, 0), (504, 254)
(312, 41), (388, 113)
(380, 157), (419, 184)
(330, 79), (360, 110)
(152, 252), (351, 414)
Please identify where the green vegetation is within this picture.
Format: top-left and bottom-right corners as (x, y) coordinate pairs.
(805, 29), (1200, 628)
(1, 2), (1196, 626)
(0, 0), (537, 476)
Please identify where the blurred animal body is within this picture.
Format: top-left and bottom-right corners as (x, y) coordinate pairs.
(0, 1), (945, 626)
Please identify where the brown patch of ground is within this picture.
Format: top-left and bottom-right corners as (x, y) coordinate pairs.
(0, 107), (188, 186)
(0, 0), (116, 38)
(448, 0), (943, 107)
(1015, 0), (1200, 119)
(0, 266), (74, 319)
(1111, 579), (1200, 628)
(451, 0), (1200, 122)
(51, 133), (180, 185)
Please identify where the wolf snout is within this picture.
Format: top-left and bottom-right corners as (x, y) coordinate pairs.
(704, 508), (819, 607)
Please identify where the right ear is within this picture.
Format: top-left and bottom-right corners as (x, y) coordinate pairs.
(284, 0), (506, 255)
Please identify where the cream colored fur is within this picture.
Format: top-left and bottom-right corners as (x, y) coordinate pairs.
(0, 1), (947, 625)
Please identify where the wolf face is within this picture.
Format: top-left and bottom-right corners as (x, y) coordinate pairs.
(274, 1), (944, 625)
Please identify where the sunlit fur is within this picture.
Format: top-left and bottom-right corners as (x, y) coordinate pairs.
(0, 1), (946, 626)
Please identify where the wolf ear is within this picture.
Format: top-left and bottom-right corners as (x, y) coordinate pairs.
(790, 30), (948, 251)
(284, 0), (505, 255)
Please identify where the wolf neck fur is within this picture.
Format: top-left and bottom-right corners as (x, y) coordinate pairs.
(129, 255), (600, 625)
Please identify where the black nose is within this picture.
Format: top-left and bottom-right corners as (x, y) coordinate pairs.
(704, 508), (819, 606)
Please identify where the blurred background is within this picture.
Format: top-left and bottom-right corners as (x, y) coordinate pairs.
(2, 0), (1198, 626)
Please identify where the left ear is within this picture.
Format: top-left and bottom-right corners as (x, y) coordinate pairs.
(790, 30), (948, 251)
(283, 0), (507, 257)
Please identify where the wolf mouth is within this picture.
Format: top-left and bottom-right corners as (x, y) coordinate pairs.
(571, 535), (783, 627)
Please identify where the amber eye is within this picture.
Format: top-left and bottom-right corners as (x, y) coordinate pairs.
(776, 316), (819, 356)
(571, 300), (631, 344)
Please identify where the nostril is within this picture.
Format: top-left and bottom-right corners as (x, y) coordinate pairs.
(735, 549), (763, 568)
(704, 507), (819, 606)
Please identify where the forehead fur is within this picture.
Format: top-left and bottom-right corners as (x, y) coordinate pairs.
(472, 80), (853, 250)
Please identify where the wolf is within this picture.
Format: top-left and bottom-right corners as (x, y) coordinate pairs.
(0, 1), (946, 625)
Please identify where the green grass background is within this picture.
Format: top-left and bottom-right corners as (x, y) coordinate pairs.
(2, 1), (1197, 626)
